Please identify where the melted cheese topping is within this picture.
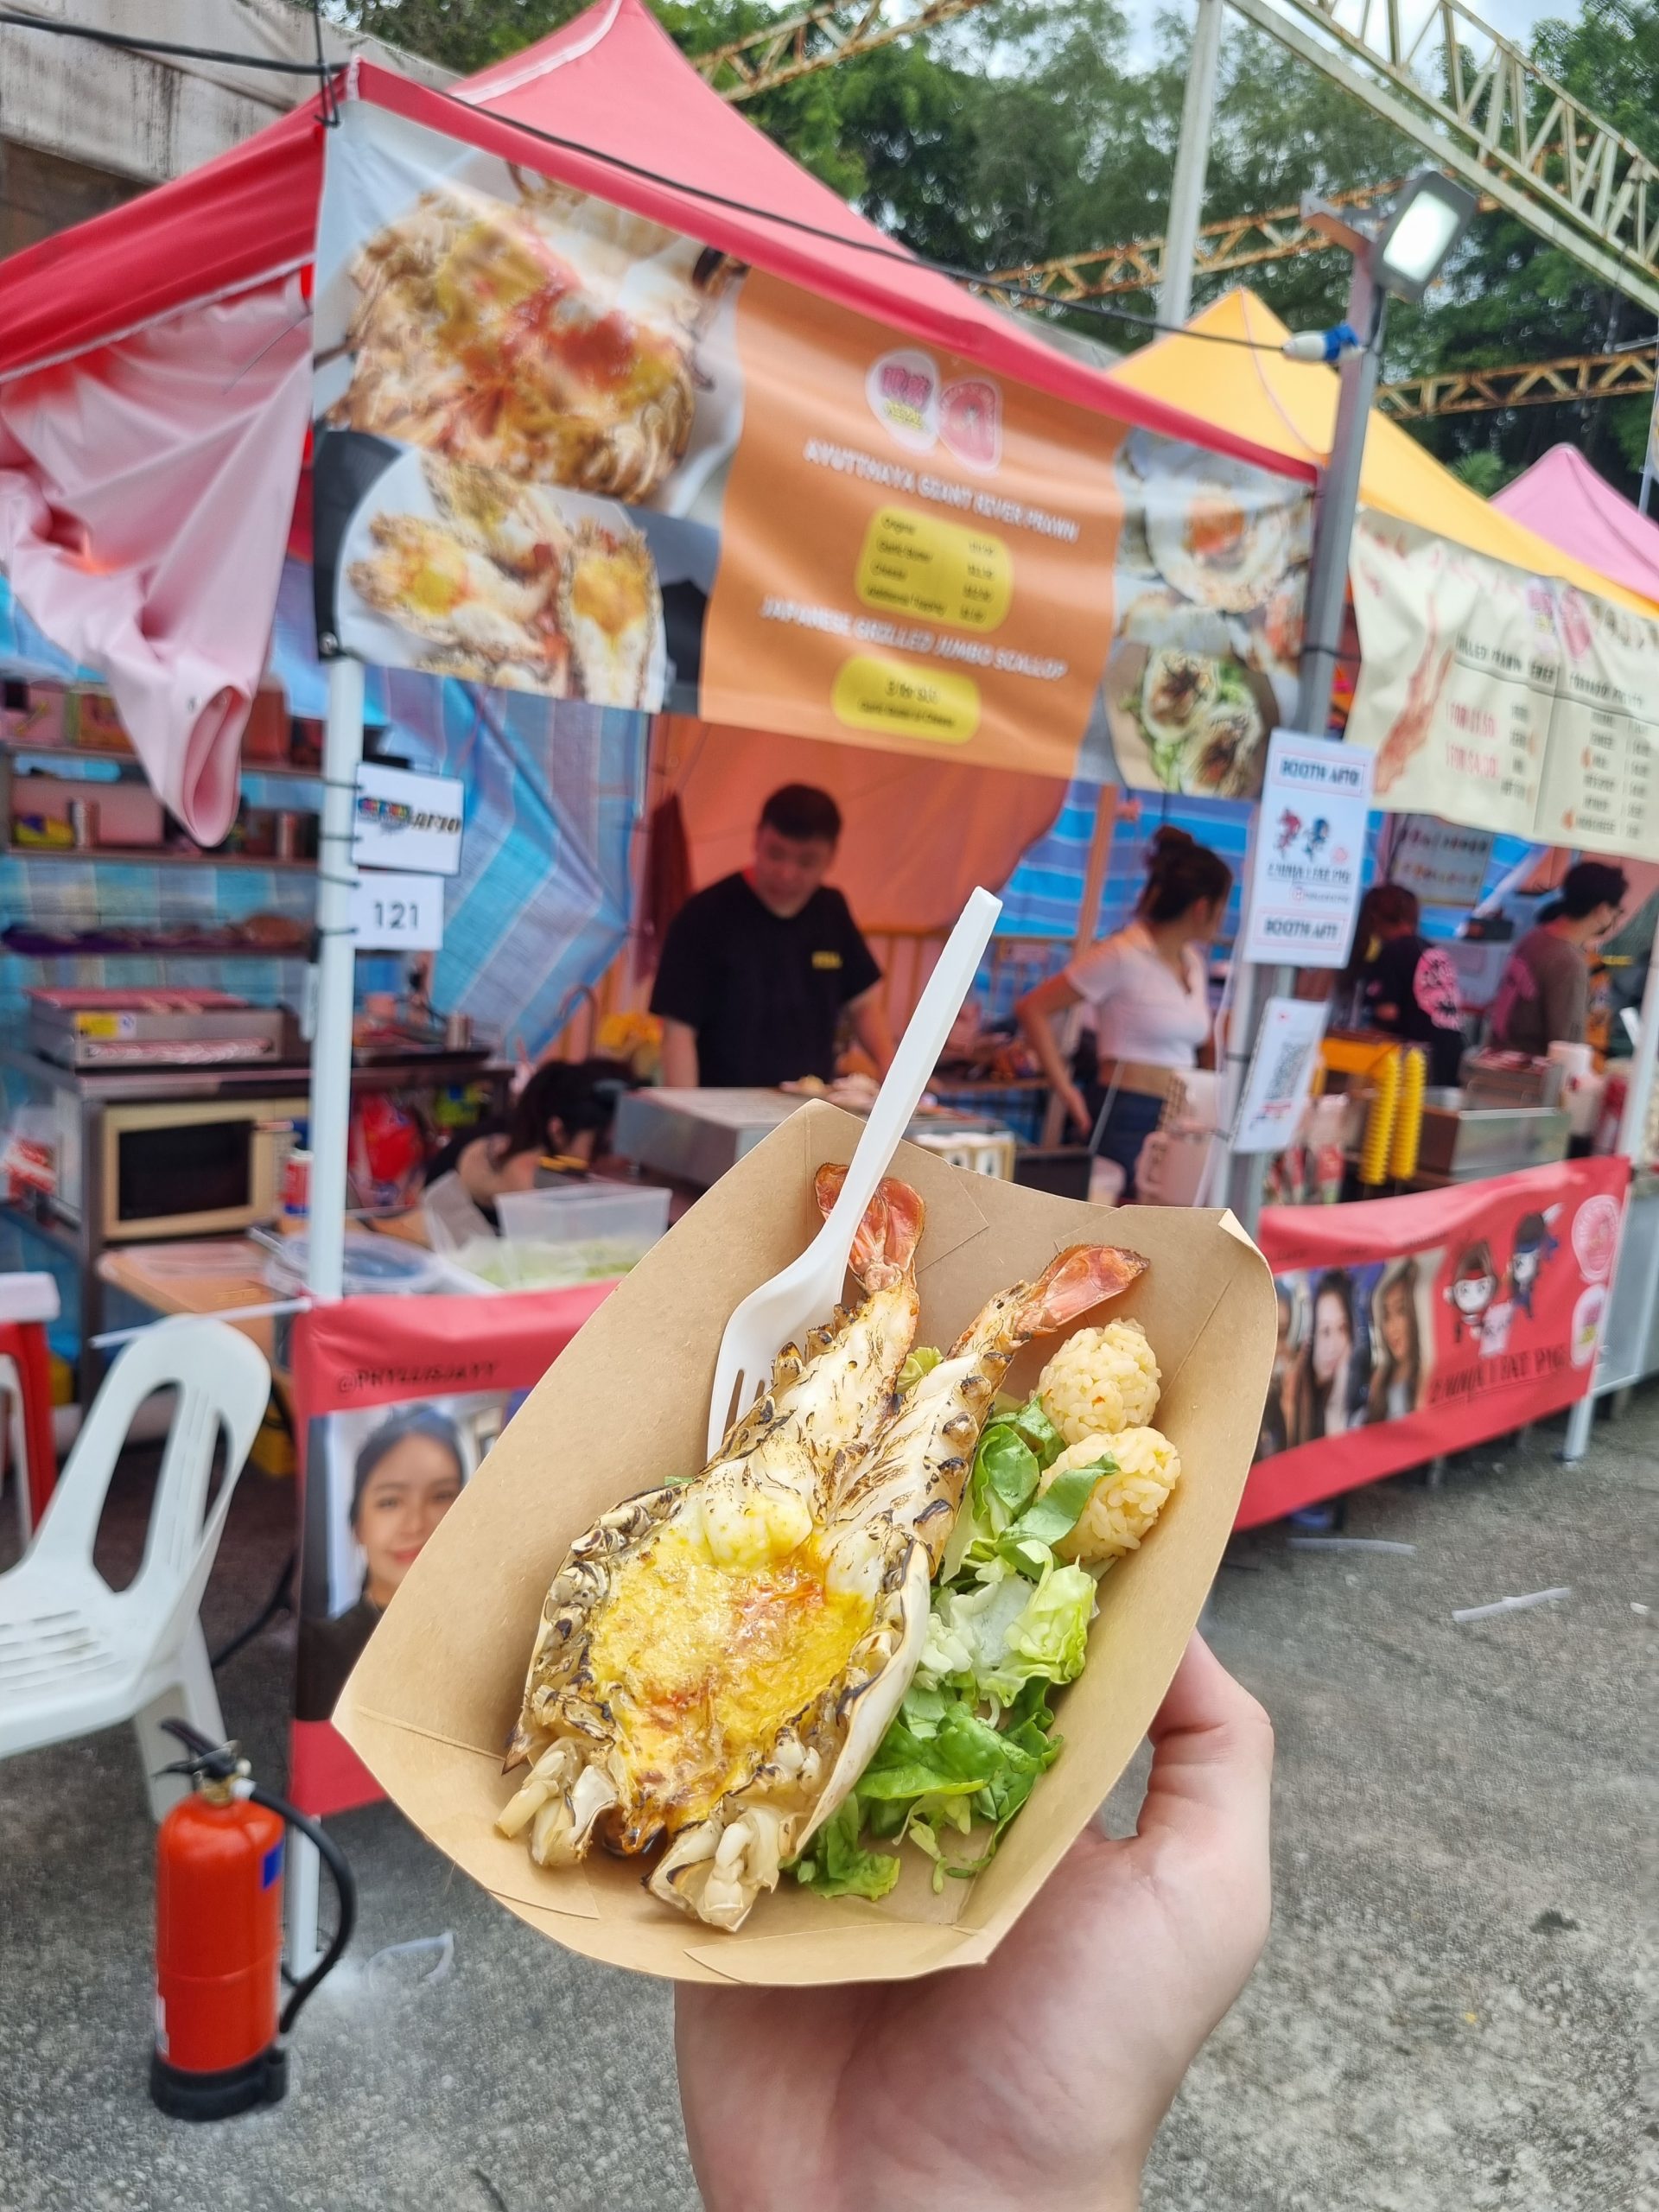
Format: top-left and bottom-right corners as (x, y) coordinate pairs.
(570, 547), (650, 639)
(585, 1524), (872, 1828)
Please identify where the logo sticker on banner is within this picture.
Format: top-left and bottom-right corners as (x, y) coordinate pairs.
(352, 762), (464, 877)
(1243, 730), (1373, 968)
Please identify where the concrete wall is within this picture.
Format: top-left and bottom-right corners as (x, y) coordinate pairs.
(0, 0), (450, 253)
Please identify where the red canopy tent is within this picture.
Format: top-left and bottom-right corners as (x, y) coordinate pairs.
(0, 0), (1306, 462)
(0, 0), (1310, 848)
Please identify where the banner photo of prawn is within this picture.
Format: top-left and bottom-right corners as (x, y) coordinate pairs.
(1240, 1154), (1630, 1529)
(312, 103), (1122, 776)
(287, 1283), (614, 1818)
(1347, 514), (1659, 859)
(311, 101), (744, 714)
(1098, 434), (1313, 801)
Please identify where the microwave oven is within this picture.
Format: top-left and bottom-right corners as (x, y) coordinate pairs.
(54, 1096), (308, 1242)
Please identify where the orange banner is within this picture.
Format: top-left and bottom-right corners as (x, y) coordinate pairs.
(700, 274), (1122, 778)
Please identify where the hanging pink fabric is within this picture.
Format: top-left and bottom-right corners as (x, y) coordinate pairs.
(1492, 444), (1659, 613)
(0, 278), (310, 844)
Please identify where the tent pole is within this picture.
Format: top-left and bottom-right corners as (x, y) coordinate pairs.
(1225, 258), (1381, 1231)
(307, 656), (363, 1305)
(285, 652), (362, 1983)
(1561, 937), (1659, 1461)
(1159, 0), (1224, 328)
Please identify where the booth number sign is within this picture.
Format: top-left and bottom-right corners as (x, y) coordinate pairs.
(347, 872), (444, 951)
(349, 763), (463, 950)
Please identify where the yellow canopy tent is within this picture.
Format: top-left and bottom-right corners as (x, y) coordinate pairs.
(1106, 290), (1659, 619)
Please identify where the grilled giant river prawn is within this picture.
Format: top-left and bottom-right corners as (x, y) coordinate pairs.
(498, 1173), (924, 1849)
(498, 1166), (1147, 1930)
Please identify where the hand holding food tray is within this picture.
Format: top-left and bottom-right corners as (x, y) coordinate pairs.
(334, 1102), (1276, 1986)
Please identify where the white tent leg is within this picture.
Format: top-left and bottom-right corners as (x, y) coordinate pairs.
(289, 656), (363, 1975)
(308, 656), (364, 1306)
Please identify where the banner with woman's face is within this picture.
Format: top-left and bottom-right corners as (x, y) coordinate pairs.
(295, 1396), (498, 1726)
(1243, 1155), (1629, 1528)
(287, 1283), (617, 1817)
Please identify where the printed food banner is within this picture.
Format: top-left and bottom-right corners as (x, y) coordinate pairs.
(310, 102), (1312, 779)
(288, 1284), (613, 1817)
(1100, 434), (1312, 801)
(1239, 1154), (1630, 1529)
(1348, 513), (1659, 856)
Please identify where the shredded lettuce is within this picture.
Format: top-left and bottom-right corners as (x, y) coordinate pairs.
(786, 1395), (1103, 1898)
(790, 1795), (901, 1900)
(898, 1345), (944, 1393)
(857, 1688), (1064, 1888)
(919, 1555), (1097, 1705)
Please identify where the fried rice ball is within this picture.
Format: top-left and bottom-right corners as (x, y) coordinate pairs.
(1039, 1319), (1160, 1445)
(1039, 1426), (1181, 1567)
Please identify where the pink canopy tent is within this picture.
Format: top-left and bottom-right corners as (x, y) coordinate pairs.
(1492, 444), (1659, 613)
(0, 0), (1309, 844)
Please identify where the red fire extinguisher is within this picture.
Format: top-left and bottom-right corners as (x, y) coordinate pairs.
(150, 1720), (356, 2120)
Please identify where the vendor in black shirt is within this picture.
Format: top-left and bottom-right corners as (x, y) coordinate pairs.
(651, 784), (892, 1088)
(1345, 884), (1465, 1088)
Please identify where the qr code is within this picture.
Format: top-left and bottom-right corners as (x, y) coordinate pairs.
(1265, 1035), (1310, 1101)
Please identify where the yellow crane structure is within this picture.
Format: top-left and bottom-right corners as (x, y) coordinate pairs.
(689, 3), (1655, 424)
(690, 0), (991, 99)
(1377, 346), (1657, 422)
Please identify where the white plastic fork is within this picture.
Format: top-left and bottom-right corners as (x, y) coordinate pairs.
(705, 885), (1002, 1458)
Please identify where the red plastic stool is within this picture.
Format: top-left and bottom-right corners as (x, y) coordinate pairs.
(0, 1273), (60, 1541)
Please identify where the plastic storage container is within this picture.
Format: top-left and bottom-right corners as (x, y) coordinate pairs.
(443, 1184), (671, 1294)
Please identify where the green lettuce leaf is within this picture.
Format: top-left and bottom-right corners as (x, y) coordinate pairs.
(898, 1346), (943, 1393)
(973, 1425), (1040, 1524)
(788, 1796), (900, 1901)
(1006, 1393), (1065, 1471)
(1001, 1457), (1112, 1554)
(918, 1555), (1097, 1704)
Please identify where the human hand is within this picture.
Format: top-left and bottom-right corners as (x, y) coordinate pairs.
(1059, 1080), (1092, 1137)
(676, 1634), (1274, 2212)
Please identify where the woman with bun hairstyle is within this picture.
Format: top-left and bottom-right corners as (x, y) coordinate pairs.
(1017, 826), (1231, 1199)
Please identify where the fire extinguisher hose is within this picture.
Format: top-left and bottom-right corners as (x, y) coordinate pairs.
(248, 1784), (359, 2037)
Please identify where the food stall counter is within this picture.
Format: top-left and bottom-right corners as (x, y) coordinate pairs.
(613, 1087), (1017, 1192)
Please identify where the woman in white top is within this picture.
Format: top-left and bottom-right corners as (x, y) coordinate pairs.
(1016, 827), (1231, 1199)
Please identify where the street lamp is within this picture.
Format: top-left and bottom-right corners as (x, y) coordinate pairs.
(1290, 168), (1477, 734)
(1224, 171), (1475, 1230)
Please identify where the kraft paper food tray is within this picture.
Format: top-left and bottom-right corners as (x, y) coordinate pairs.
(336, 1100), (1276, 1987)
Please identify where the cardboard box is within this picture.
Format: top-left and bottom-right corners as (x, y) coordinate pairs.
(337, 1101), (1276, 1986)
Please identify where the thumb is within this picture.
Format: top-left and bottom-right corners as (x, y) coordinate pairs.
(1135, 1634), (1274, 1848)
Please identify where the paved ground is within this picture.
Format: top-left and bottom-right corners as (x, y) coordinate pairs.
(2, 1397), (1653, 2212)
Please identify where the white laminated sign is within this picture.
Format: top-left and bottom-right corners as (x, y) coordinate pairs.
(1243, 730), (1372, 969)
(352, 762), (465, 878)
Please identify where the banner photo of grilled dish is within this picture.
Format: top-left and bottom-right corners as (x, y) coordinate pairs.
(1102, 432), (1310, 800)
(311, 102), (745, 707)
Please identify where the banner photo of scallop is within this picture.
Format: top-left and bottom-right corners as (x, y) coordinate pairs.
(311, 101), (744, 708)
(1101, 432), (1312, 801)
(1238, 1154), (1629, 1528)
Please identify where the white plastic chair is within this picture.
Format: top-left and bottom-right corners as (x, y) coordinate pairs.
(0, 1319), (270, 1817)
